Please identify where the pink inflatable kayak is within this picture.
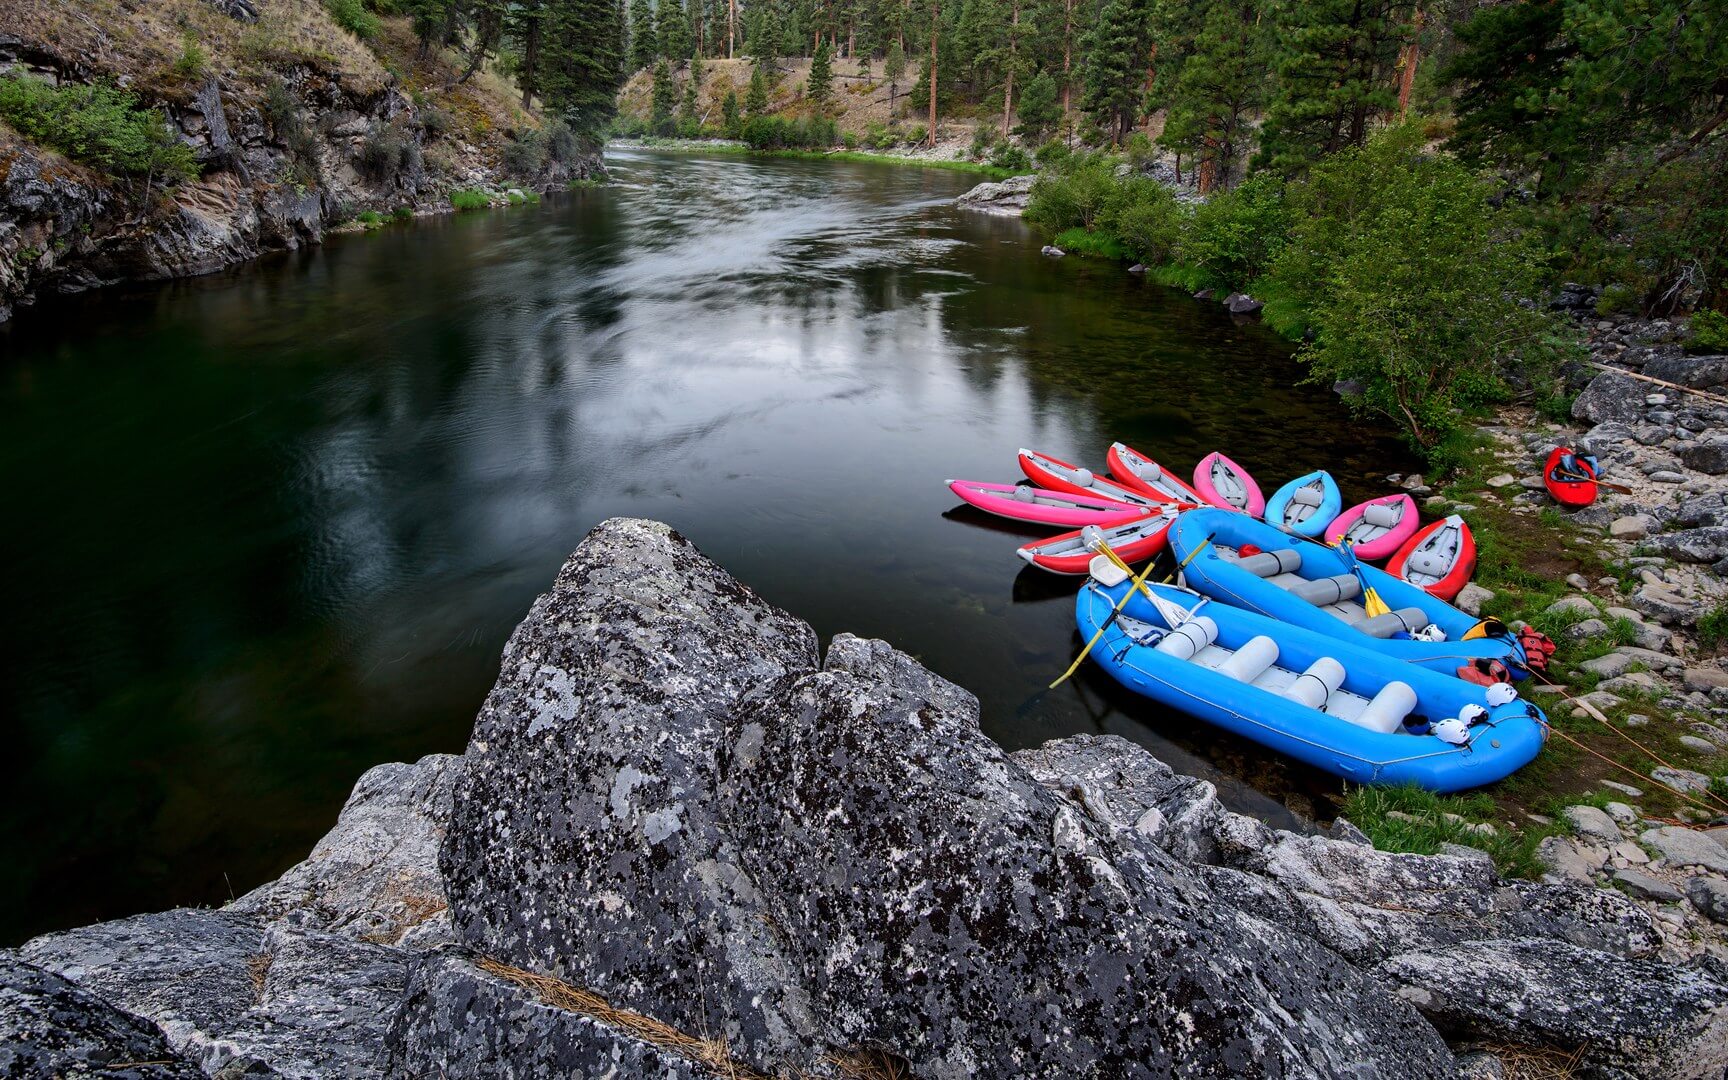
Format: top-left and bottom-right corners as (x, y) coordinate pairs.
(1192, 452), (1265, 516)
(1324, 493), (1421, 561)
(947, 480), (1154, 528)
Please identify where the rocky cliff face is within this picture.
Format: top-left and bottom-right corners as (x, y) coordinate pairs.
(0, 1), (599, 324)
(8, 518), (1728, 1077)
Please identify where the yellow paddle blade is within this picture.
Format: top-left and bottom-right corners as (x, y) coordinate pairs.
(1363, 588), (1392, 619)
(1462, 620), (1490, 640)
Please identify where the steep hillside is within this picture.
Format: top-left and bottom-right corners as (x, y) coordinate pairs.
(0, 0), (597, 323)
(618, 56), (980, 147)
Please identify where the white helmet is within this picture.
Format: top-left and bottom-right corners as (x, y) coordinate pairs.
(1459, 703), (1489, 726)
(1433, 717), (1471, 745)
(1485, 682), (1518, 708)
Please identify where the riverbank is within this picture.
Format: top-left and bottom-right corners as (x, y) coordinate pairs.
(8, 517), (1726, 1078)
(0, 2), (596, 325)
(608, 136), (1018, 177)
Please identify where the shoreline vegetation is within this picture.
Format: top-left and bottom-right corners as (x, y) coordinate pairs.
(608, 135), (1017, 176)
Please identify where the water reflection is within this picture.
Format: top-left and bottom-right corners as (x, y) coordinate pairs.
(0, 148), (1415, 942)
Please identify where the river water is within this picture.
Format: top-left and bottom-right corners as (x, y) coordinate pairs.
(0, 148), (1416, 942)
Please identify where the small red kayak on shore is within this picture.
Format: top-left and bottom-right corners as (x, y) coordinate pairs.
(1385, 514), (1477, 602)
(1544, 447), (1598, 508)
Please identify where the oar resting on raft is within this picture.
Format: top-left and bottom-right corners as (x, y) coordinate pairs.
(1050, 534), (1214, 689)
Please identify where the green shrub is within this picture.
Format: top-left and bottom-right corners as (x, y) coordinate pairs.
(1276, 124), (1571, 451)
(1595, 283), (1639, 316)
(1102, 179), (1189, 265)
(418, 107), (454, 137)
(1033, 139), (1070, 166)
(325, 0), (380, 39)
(1698, 602), (1728, 648)
(502, 131), (547, 177)
(739, 115), (839, 150)
(1179, 172), (1288, 289)
(357, 210), (383, 226)
(1024, 155), (1118, 232)
(356, 125), (419, 185)
(392, 205), (415, 222)
(0, 74), (198, 181)
(1124, 130), (1154, 169)
(1691, 310), (1728, 353)
(989, 143), (1030, 172)
(449, 188), (491, 211)
(841, 132), (857, 150)
(171, 36), (209, 80)
(903, 123), (927, 146)
(969, 122), (997, 160)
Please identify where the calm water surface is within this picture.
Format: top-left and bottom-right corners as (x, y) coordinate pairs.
(0, 148), (1416, 942)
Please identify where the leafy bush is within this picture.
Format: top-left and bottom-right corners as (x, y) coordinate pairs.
(417, 107), (454, 137)
(171, 36), (209, 80)
(1697, 602), (1728, 649)
(1024, 155), (1118, 232)
(449, 188), (491, 211)
(1276, 125), (1568, 451)
(1595, 283), (1638, 316)
(392, 205), (415, 222)
(740, 115), (838, 150)
(502, 131), (549, 177)
(0, 75), (198, 181)
(356, 210), (383, 226)
(1179, 172), (1288, 289)
(969, 123), (997, 160)
(1124, 131), (1155, 169)
(989, 143), (1030, 172)
(356, 125), (419, 185)
(1101, 179), (1189, 265)
(1691, 310), (1728, 353)
(1033, 139), (1070, 166)
(325, 0), (380, 40)
(903, 123), (927, 146)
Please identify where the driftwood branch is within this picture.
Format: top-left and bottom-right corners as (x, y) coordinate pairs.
(1589, 361), (1728, 407)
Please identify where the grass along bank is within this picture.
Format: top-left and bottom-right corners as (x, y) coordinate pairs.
(608, 136), (1018, 178)
(1331, 412), (1728, 881)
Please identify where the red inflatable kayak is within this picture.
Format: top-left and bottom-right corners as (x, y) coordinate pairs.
(1105, 442), (1205, 506)
(1544, 447), (1598, 507)
(1015, 513), (1177, 575)
(1385, 514), (1477, 602)
(1017, 449), (1163, 508)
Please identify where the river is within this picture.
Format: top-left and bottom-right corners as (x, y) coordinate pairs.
(0, 147), (1416, 942)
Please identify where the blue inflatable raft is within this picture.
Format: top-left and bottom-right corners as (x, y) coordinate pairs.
(1171, 508), (1528, 678)
(1264, 470), (1342, 537)
(1076, 577), (1548, 790)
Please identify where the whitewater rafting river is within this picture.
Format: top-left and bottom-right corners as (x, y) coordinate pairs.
(0, 147), (1417, 942)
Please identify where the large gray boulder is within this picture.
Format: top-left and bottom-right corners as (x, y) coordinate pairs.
(440, 518), (1455, 1078)
(20, 909), (407, 1078)
(232, 752), (462, 947)
(1572, 372), (1648, 425)
(1377, 939), (1728, 1079)
(955, 174), (1035, 215)
(0, 955), (203, 1079)
(388, 951), (707, 1078)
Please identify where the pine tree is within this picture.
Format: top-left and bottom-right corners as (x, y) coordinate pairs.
(1015, 69), (1059, 141)
(1159, 1), (1269, 190)
(884, 39), (906, 112)
(807, 38), (835, 107)
(657, 0), (692, 60)
(722, 87), (742, 134)
(1256, 0), (1413, 173)
(690, 48), (706, 85)
(1081, 0), (1153, 144)
(510, 0), (548, 108)
(650, 58), (677, 132)
(540, 0), (629, 142)
(680, 75), (700, 131)
(746, 60), (771, 113)
(628, 0), (658, 70)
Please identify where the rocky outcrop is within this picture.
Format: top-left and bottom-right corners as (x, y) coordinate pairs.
(17, 518), (1728, 1077)
(0, 19), (600, 323)
(0, 955), (202, 1079)
(955, 173), (1035, 215)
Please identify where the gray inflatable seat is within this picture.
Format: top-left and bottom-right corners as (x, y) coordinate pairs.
(1291, 484), (1324, 507)
(1012, 485), (1036, 502)
(1362, 501), (1403, 528)
(1290, 573), (1363, 605)
(1408, 548), (1450, 577)
(1353, 606), (1430, 639)
(1236, 548), (1303, 577)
